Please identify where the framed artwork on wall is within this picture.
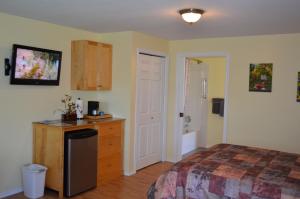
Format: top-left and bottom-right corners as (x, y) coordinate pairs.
(297, 72), (300, 102)
(249, 63), (273, 92)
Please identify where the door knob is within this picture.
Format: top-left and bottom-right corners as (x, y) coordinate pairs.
(151, 116), (154, 120)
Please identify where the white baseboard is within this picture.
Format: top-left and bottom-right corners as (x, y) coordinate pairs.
(166, 157), (177, 163)
(0, 187), (23, 198)
(124, 170), (136, 176)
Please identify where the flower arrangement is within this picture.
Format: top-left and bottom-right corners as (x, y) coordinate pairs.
(60, 95), (76, 121)
(61, 95), (75, 114)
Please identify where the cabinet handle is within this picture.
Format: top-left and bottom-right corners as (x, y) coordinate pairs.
(97, 85), (103, 87)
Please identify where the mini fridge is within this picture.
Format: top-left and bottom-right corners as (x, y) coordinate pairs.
(64, 129), (98, 197)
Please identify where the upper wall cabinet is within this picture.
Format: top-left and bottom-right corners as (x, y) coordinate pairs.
(71, 40), (112, 90)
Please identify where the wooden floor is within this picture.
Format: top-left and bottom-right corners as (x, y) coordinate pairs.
(8, 162), (173, 199)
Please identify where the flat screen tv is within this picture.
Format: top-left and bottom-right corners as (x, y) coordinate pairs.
(10, 44), (62, 85)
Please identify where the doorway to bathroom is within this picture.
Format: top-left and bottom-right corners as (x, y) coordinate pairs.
(174, 53), (229, 161)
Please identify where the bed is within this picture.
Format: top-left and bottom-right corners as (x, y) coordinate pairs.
(148, 144), (300, 199)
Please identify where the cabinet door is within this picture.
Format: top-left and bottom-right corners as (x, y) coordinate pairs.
(33, 125), (64, 192)
(71, 40), (86, 90)
(86, 41), (98, 90)
(71, 40), (112, 90)
(95, 43), (112, 90)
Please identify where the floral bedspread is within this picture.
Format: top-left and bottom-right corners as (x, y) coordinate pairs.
(148, 144), (300, 199)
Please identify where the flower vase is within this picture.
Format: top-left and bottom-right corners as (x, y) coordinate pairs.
(61, 113), (77, 121)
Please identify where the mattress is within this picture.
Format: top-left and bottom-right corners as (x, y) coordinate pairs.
(148, 144), (300, 199)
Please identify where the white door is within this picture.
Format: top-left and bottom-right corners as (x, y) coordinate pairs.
(136, 53), (165, 170)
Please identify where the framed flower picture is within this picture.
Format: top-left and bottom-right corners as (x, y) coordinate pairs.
(249, 63), (273, 92)
(297, 72), (300, 102)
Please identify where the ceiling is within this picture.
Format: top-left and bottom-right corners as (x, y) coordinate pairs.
(0, 0), (300, 40)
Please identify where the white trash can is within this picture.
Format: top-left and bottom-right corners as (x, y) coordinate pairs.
(22, 164), (47, 199)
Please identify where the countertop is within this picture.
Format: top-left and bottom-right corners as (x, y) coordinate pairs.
(33, 118), (125, 129)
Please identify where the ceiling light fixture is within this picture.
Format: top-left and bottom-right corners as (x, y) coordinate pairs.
(179, 8), (205, 24)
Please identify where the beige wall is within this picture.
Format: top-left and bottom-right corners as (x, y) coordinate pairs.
(0, 12), (169, 194)
(0, 12), (107, 193)
(129, 32), (169, 172)
(198, 57), (226, 147)
(168, 34), (300, 160)
(90, 31), (169, 174)
(85, 31), (133, 174)
(1, 11), (300, 196)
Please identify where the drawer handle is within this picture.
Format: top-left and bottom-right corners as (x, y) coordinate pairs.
(109, 127), (113, 130)
(109, 143), (113, 146)
(97, 85), (103, 88)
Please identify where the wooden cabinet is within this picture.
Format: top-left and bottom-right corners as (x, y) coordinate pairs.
(32, 119), (124, 198)
(71, 40), (112, 90)
(96, 121), (123, 185)
(33, 125), (64, 193)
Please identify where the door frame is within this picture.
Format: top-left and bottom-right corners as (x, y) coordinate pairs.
(133, 48), (169, 172)
(174, 52), (230, 162)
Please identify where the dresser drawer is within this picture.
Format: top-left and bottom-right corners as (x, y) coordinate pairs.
(99, 133), (122, 158)
(96, 120), (124, 185)
(98, 121), (121, 137)
(98, 153), (122, 184)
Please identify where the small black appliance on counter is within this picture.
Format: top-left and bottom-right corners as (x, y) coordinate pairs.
(88, 101), (99, 116)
